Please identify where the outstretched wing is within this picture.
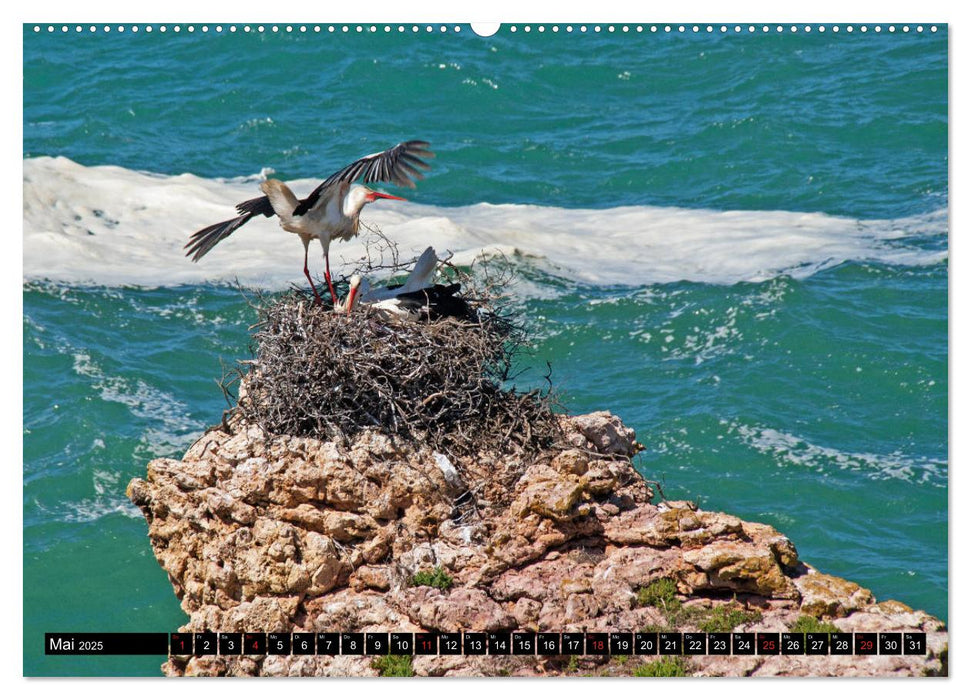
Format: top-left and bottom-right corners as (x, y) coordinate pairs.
(293, 140), (434, 216)
(184, 195), (275, 262)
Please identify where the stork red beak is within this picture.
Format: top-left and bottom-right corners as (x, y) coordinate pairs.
(345, 285), (358, 314)
(367, 191), (407, 202)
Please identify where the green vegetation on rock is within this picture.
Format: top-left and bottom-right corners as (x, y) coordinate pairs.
(696, 605), (763, 633)
(789, 615), (841, 634)
(410, 566), (454, 591)
(372, 655), (414, 677)
(635, 578), (761, 632)
(636, 578), (679, 612)
(632, 657), (688, 677)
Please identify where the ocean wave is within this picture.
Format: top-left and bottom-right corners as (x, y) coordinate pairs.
(729, 421), (947, 487)
(23, 156), (947, 289)
(72, 349), (202, 457)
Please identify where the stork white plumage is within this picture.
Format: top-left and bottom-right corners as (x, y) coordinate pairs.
(342, 247), (474, 322)
(348, 246), (439, 309)
(184, 141), (434, 304)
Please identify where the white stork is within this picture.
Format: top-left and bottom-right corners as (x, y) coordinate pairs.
(342, 247), (473, 322)
(185, 140), (434, 304)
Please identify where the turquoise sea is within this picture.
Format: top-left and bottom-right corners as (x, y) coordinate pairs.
(23, 24), (947, 676)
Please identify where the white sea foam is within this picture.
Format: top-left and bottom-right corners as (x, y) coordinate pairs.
(732, 421), (947, 487)
(23, 156), (947, 289)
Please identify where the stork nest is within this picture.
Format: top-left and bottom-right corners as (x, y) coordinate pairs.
(228, 252), (560, 457)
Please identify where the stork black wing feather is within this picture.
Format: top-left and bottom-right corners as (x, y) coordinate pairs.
(235, 195), (275, 217)
(394, 283), (474, 322)
(293, 140), (434, 216)
(184, 210), (260, 262)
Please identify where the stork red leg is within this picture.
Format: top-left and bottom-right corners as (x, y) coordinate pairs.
(303, 243), (324, 306)
(324, 248), (339, 305)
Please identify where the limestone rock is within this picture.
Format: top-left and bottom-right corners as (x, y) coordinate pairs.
(794, 572), (876, 618)
(129, 413), (946, 677)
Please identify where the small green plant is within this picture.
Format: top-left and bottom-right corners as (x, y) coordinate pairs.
(372, 655), (414, 677)
(632, 657), (688, 677)
(789, 615), (841, 634)
(635, 578), (680, 613)
(696, 605), (763, 633)
(410, 566), (454, 591)
(565, 655), (579, 673)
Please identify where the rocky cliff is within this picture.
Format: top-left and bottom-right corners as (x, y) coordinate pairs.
(128, 410), (947, 677)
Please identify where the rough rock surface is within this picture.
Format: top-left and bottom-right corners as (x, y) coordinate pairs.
(128, 412), (947, 677)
